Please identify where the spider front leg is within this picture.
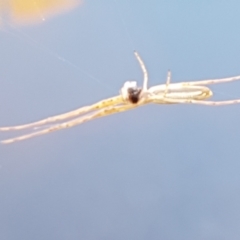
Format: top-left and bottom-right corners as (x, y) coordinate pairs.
(134, 51), (148, 91)
(1, 103), (138, 144)
(0, 96), (123, 131)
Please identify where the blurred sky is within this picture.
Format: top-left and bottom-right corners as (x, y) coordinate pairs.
(1, 0), (240, 239)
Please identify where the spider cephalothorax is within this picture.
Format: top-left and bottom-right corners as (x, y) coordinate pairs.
(120, 81), (142, 104)
(127, 87), (142, 103)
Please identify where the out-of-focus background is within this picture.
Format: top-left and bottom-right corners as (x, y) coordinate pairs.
(1, 1), (240, 239)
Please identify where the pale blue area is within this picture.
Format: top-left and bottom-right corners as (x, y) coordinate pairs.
(1, 0), (240, 239)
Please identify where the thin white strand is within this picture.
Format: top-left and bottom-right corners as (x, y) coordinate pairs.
(3, 20), (110, 89)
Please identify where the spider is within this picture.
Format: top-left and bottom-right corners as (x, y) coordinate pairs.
(1, 51), (240, 144)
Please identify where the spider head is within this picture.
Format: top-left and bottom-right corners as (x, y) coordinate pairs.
(120, 81), (142, 104)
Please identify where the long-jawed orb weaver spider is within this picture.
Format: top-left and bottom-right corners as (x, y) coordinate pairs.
(1, 51), (240, 144)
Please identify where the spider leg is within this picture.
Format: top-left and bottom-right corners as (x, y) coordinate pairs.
(134, 51), (148, 91)
(149, 75), (240, 96)
(183, 75), (240, 86)
(163, 70), (171, 97)
(155, 96), (240, 106)
(150, 85), (212, 101)
(1, 103), (139, 144)
(181, 98), (240, 106)
(0, 96), (123, 131)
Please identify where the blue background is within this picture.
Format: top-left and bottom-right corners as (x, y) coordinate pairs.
(1, 1), (240, 239)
